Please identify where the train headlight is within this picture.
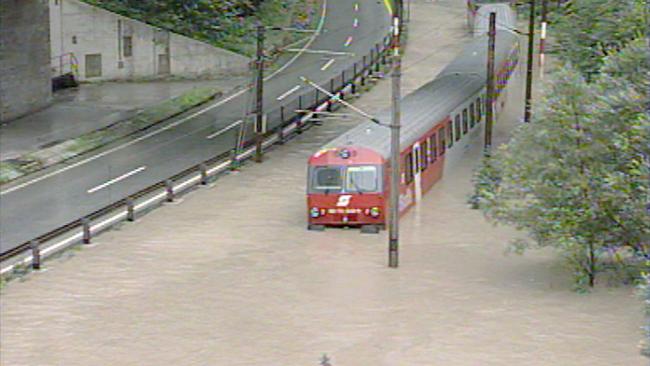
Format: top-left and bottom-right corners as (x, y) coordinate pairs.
(370, 207), (381, 217)
(310, 207), (320, 218)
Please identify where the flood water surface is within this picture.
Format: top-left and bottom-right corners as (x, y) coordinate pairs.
(1, 1), (645, 365)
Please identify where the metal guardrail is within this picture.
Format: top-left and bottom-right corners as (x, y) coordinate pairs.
(51, 52), (79, 78)
(1, 33), (395, 274)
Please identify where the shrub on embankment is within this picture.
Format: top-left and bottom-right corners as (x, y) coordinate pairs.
(469, 0), (649, 288)
(0, 87), (221, 185)
(81, 0), (320, 56)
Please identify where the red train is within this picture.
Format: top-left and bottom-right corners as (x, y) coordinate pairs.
(307, 4), (520, 232)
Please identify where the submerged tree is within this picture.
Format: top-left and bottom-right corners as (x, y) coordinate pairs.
(471, 39), (650, 289)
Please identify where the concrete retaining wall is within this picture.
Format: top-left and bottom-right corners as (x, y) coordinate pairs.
(49, 0), (250, 82)
(0, 0), (52, 122)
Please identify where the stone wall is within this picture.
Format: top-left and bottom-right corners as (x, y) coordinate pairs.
(0, 0), (52, 122)
(49, 0), (250, 82)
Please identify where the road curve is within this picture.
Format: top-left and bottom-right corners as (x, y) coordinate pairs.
(0, 0), (391, 253)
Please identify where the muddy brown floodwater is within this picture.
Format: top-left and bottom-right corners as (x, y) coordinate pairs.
(1, 1), (645, 365)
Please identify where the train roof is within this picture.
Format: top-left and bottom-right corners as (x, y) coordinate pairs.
(320, 31), (519, 160)
(474, 3), (517, 36)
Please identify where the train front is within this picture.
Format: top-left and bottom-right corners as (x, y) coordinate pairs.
(307, 146), (386, 230)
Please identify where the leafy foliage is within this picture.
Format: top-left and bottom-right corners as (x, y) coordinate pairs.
(548, 0), (646, 79)
(82, 0), (319, 56)
(471, 38), (650, 289)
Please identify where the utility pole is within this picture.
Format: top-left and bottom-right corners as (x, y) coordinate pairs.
(484, 12), (496, 155)
(524, 0), (536, 123)
(539, 0), (548, 79)
(255, 24), (265, 163)
(388, 1), (402, 268)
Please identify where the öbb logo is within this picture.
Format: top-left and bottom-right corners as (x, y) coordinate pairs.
(336, 195), (352, 207)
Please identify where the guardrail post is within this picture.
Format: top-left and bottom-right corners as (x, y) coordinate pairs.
(199, 163), (208, 185)
(230, 152), (241, 171)
(361, 57), (367, 86)
(30, 240), (41, 270)
(278, 106), (285, 144)
(82, 218), (91, 244)
(342, 70), (346, 87)
(126, 197), (135, 222)
(327, 79), (334, 112)
(370, 49), (374, 68)
(363, 55), (367, 69)
(352, 64), (357, 93)
(315, 89), (320, 105)
(165, 180), (174, 202)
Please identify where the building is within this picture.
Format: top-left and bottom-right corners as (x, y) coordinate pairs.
(49, 0), (250, 82)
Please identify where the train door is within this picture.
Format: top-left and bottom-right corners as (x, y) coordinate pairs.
(412, 142), (422, 202)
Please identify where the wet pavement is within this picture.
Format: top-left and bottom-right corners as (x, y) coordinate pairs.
(0, 77), (248, 160)
(0, 1), (644, 365)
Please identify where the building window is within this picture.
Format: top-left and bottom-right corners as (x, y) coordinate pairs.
(439, 129), (446, 155)
(72, 35), (77, 44)
(447, 121), (454, 147)
(476, 97), (482, 122)
(454, 115), (461, 141)
(123, 36), (133, 57)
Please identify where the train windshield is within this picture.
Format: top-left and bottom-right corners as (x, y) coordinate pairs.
(310, 165), (380, 193)
(313, 166), (343, 192)
(346, 166), (378, 192)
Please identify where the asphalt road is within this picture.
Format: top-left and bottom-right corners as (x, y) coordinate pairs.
(0, 0), (391, 253)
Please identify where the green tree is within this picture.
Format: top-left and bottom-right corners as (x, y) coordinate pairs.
(549, 0), (646, 80)
(471, 39), (650, 289)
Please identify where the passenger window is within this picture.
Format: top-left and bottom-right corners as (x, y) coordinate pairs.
(462, 109), (469, 134)
(405, 152), (413, 184)
(431, 133), (437, 162)
(470, 103), (476, 128)
(447, 121), (454, 147)
(454, 115), (461, 141)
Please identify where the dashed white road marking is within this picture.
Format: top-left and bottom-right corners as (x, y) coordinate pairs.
(206, 120), (243, 139)
(276, 85), (301, 101)
(87, 166), (147, 194)
(0, 0), (330, 197)
(353, 18), (359, 28)
(321, 58), (336, 71)
(344, 36), (353, 47)
(354, 3), (359, 11)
